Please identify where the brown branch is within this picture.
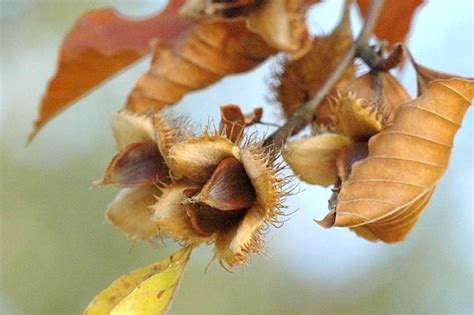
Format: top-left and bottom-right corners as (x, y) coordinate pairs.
(264, 0), (385, 148)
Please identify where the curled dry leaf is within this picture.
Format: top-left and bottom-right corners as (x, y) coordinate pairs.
(374, 44), (406, 71)
(245, 0), (316, 58)
(83, 246), (192, 315)
(180, 0), (260, 20)
(318, 79), (474, 242)
(125, 20), (276, 113)
(30, 0), (189, 142)
(273, 0), (354, 124)
(406, 50), (474, 96)
(180, 0), (316, 57)
(219, 104), (263, 143)
(356, 0), (424, 47)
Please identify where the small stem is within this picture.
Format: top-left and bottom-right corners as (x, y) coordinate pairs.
(264, 0), (385, 148)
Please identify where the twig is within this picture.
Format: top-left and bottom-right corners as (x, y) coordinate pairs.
(264, 0), (385, 148)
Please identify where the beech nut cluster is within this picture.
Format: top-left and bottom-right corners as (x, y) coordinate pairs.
(96, 108), (287, 267)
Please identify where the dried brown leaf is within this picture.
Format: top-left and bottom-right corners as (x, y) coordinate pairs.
(356, 0), (424, 47)
(180, 0), (259, 20)
(125, 20), (275, 113)
(29, 0), (189, 142)
(406, 50), (474, 96)
(181, 0), (316, 57)
(219, 104), (262, 143)
(246, 0), (316, 58)
(319, 79), (474, 242)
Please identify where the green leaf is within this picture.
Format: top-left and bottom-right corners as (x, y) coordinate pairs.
(83, 246), (192, 315)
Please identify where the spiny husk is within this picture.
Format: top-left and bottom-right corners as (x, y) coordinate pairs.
(215, 206), (264, 267)
(167, 133), (240, 183)
(106, 186), (160, 241)
(283, 133), (353, 187)
(153, 113), (193, 161)
(105, 110), (290, 267)
(334, 72), (411, 129)
(213, 141), (289, 266)
(239, 142), (287, 220)
(332, 94), (384, 141)
(151, 182), (210, 244)
(112, 110), (155, 150)
(273, 0), (354, 121)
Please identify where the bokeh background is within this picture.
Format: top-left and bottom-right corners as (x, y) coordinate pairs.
(1, 1), (473, 314)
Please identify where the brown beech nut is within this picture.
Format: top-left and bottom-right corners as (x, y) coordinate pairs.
(335, 142), (369, 182)
(190, 157), (256, 211)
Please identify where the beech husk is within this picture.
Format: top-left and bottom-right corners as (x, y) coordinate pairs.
(284, 134), (353, 187)
(101, 109), (286, 267)
(106, 186), (161, 241)
(167, 134), (239, 183)
(333, 72), (411, 139)
(274, 0), (354, 124)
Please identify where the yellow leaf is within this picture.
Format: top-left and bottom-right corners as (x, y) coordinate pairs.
(83, 246), (192, 315)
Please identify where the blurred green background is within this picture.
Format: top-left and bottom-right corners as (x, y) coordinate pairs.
(1, 1), (473, 314)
